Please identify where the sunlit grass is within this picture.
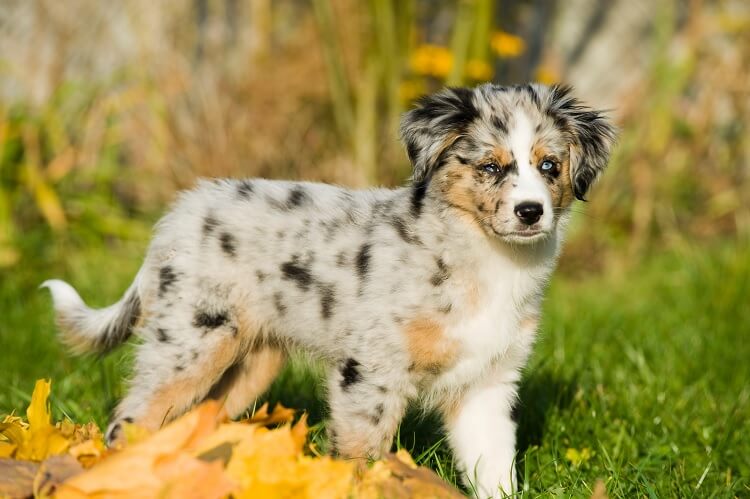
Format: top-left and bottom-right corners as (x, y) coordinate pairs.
(1, 230), (747, 497)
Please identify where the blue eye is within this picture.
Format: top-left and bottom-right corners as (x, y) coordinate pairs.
(482, 163), (500, 174)
(540, 160), (557, 173)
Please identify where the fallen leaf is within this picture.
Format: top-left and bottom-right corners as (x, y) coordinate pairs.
(33, 454), (84, 497)
(2, 380), (464, 499)
(0, 380), (70, 461)
(55, 402), (234, 499)
(243, 402), (296, 426)
(0, 458), (37, 498)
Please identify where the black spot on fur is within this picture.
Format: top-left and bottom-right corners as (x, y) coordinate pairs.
(402, 87), (479, 182)
(492, 115), (508, 134)
(430, 257), (450, 286)
(287, 186), (309, 209)
(340, 358), (362, 389)
(158, 266), (177, 297)
(318, 284), (336, 320)
(335, 251), (347, 267)
(98, 290), (141, 352)
(193, 310), (229, 329)
(524, 83), (541, 108)
(410, 180), (428, 218)
(355, 243), (371, 280)
(202, 215), (219, 237)
(371, 403), (384, 425)
(192, 350), (199, 360)
(439, 303), (453, 314)
(546, 84), (616, 201)
(390, 216), (422, 245)
(175, 364), (184, 372)
(220, 232), (237, 258)
(273, 291), (287, 316)
(455, 155), (470, 165)
(255, 270), (267, 282)
(280, 260), (314, 291)
(157, 328), (170, 342)
(237, 180), (254, 198)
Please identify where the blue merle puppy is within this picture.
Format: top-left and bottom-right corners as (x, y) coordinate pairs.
(43, 83), (615, 497)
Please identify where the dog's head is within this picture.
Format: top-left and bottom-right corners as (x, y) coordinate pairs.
(400, 84), (616, 244)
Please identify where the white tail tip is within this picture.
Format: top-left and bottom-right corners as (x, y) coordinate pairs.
(40, 279), (85, 310)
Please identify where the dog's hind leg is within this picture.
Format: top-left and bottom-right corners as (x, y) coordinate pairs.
(209, 344), (287, 419)
(105, 321), (245, 444)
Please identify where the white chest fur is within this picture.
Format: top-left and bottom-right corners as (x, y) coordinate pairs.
(428, 238), (557, 396)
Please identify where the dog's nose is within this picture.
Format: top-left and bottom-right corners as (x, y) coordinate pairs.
(514, 202), (543, 225)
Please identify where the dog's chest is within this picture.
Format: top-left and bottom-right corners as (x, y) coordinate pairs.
(430, 256), (549, 392)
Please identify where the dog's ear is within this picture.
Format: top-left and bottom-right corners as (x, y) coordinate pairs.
(548, 85), (617, 201)
(400, 87), (479, 182)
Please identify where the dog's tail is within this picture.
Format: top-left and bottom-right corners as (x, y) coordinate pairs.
(41, 271), (143, 355)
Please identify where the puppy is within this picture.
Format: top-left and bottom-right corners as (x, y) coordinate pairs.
(43, 83), (615, 497)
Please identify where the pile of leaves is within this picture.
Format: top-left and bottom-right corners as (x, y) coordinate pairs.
(0, 380), (462, 498)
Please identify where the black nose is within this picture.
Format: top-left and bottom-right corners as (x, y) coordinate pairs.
(514, 202), (543, 225)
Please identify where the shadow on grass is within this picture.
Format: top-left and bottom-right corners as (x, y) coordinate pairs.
(258, 360), (329, 425)
(515, 370), (577, 454)
(256, 359), (577, 469)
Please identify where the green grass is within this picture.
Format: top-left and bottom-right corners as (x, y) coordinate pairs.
(1, 231), (748, 497)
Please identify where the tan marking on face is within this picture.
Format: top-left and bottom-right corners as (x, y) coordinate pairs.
(403, 317), (459, 374)
(492, 146), (514, 166)
(531, 143), (551, 166)
(434, 163), (485, 234)
(531, 139), (575, 211)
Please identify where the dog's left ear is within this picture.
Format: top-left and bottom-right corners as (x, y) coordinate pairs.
(548, 85), (617, 201)
(400, 87), (478, 182)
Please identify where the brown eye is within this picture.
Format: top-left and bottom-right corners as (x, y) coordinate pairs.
(482, 162), (500, 174)
(539, 159), (559, 176)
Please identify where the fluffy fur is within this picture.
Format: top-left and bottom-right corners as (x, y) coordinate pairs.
(43, 83), (615, 497)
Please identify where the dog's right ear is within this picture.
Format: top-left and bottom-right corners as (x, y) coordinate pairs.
(400, 87), (478, 182)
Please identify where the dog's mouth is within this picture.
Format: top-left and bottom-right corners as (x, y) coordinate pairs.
(492, 227), (550, 243)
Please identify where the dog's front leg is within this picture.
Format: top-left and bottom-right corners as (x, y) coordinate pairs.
(444, 377), (519, 498)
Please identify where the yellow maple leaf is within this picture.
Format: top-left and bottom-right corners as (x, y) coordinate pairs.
(0, 379), (70, 461)
(228, 415), (354, 499)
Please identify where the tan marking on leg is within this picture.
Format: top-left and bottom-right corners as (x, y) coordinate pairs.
(403, 317), (459, 374)
(221, 346), (287, 418)
(136, 335), (241, 431)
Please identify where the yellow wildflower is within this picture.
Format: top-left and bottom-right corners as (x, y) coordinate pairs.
(490, 31), (526, 58)
(410, 44), (454, 78)
(535, 65), (559, 85)
(465, 59), (494, 81)
(565, 447), (592, 467)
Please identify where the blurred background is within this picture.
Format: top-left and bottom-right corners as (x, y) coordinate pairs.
(0, 0), (748, 495)
(1, 0), (747, 270)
